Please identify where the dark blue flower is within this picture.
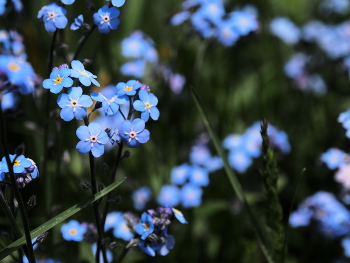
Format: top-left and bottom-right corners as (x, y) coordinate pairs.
(43, 68), (73, 94)
(119, 118), (150, 148)
(133, 90), (159, 121)
(61, 220), (86, 241)
(136, 212), (154, 239)
(116, 80), (141, 96)
(138, 240), (158, 257)
(70, 60), (100, 87)
(91, 90), (128, 116)
(93, 5), (120, 34)
(76, 123), (109, 157)
(157, 228), (175, 256)
(57, 87), (93, 121)
(39, 3), (68, 33)
(70, 14), (83, 30)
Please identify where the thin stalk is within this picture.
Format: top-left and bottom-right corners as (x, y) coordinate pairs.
(0, 191), (22, 239)
(116, 247), (129, 263)
(0, 100), (36, 263)
(101, 142), (124, 228)
(71, 25), (96, 61)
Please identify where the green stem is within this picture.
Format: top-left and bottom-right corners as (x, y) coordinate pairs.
(0, 191), (22, 239)
(71, 25), (96, 61)
(116, 247), (129, 263)
(0, 100), (36, 263)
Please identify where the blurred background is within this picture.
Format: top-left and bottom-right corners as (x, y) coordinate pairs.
(2, 0), (350, 262)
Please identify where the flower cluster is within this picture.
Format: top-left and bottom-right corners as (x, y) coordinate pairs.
(223, 121), (290, 173)
(284, 53), (327, 95)
(289, 191), (350, 238)
(0, 154), (39, 187)
(0, 0), (22, 16)
(170, 1), (259, 47)
(338, 109), (350, 139)
(42, 60), (157, 157)
(61, 207), (186, 259)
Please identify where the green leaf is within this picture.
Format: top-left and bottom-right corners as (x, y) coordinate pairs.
(0, 177), (126, 260)
(190, 88), (276, 263)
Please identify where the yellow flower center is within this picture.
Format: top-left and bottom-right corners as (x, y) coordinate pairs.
(8, 62), (20, 72)
(69, 229), (77, 235)
(81, 71), (90, 76)
(54, 77), (63, 84)
(124, 86), (133, 91)
(144, 223), (150, 230)
(13, 160), (20, 166)
(173, 208), (180, 213)
(145, 102), (151, 109)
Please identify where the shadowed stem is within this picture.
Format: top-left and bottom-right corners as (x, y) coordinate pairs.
(71, 24), (96, 61)
(116, 247), (129, 263)
(0, 100), (36, 263)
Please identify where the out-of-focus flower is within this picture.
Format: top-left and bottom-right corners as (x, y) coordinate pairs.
(91, 243), (113, 262)
(171, 164), (190, 185)
(170, 11), (191, 26)
(188, 165), (209, 186)
(169, 73), (186, 94)
(228, 151), (252, 173)
(335, 164), (350, 189)
(61, 220), (87, 241)
(93, 5), (120, 34)
(321, 148), (347, 170)
(104, 211), (124, 231)
(171, 208), (188, 224)
(270, 17), (301, 45)
(120, 60), (146, 78)
(132, 187), (152, 210)
(157, 185), (181, 207)
(181, 183), (202, 208)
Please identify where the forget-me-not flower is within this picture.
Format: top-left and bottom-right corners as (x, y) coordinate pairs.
(76, 123), (109, 157)
(321, 148), (347, 170)
(171, 208), (188, 224)
(43, 68), (73, 94)
(136, 212), (154, 240)
(93, 5), (120, 34)
(113, 217), (134, 241)
(157, 185), (181, 207)
(91, 90), (128, 116)
(61, 220), (87, 241)
(57, 87), (93, 121)
(132, 187), (152, 210)
(171, 164), (190, 185)
(70, 14), (84, 30)
(133, 90), (160, 121)
(70, 60), (100, 87)
(61, 0), (75, 4)
(1, 154), (32, 174)
(40, 3), (68, 33)
(181, 183), (202, 208)
(110, 0), (126, 7)
(120, 60), (146, 78)
(116, 80), (141, 96)
(119, 118), (150, 148)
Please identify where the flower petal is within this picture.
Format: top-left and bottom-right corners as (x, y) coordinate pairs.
(76, 140), (91, 154)
(132, 118), (145, 133)
(91, 143), (104, 157)
(76, 125), (90, 140)
(88, 122), (102, 135)
(60, 107), (74, 121)
(150, 107), (159, 120)
(137, 129), (150, 143)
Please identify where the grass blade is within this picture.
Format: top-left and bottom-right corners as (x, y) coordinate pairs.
(0, 177), (126, 260)
(190, 88), (275, 263)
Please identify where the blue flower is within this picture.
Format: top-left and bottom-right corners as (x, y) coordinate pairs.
(121, 31), (150, 58)
(116, 80), (141, 96)
(43, 68), (73, 94)
(0, 0), (5, 15)
(91, 90), (128, 116)
(136, 212), (154, 240)
(170, 11), (191, 26)
(11, 0), (22, 12)
(61, 220), (86, 241)
(197, 2), (225, 24)
(40, 3), (68, 33)
(62, 0), (75, 4)
(321, 148), (347, 170)
(284, 53), (307, 79)
(216, 20), (240, 47)
(1, 154), (32, 174)
(132, 187), (152, 210)
(76, 123), (109, 157)
(70, 14), (83, 30)
(289, 208), (313, 228)
(113, 216), (134, 241)
(133, 90), (160, 122)
(105, 211), (124, 231)
(120, 60), (146, 78)
(93, 5), (120, 34)
(169, 73), (186, 94)
(70, 60), (100, 87)
(157, 228), (175, 256)
(171, 164), (190, 185)
(228, 11), (258, 36)
(189, 144), (211, 165)
(111, 0), (126, 7)
(181, 183), (202, 208)
(188, 165), (209, 186)
(157, 185), (181, 207)
(342, 237), (350, 257)
(228, 151), (252, 173)
(1, 91), (17, 111)
(270, 17), (301, 45)
(119, 118), (150, 148)
(57, 87), (93, 121)
(139, 240), (158, 257)
(203, 156), (223, 172)
(171, 208), (188, 224)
